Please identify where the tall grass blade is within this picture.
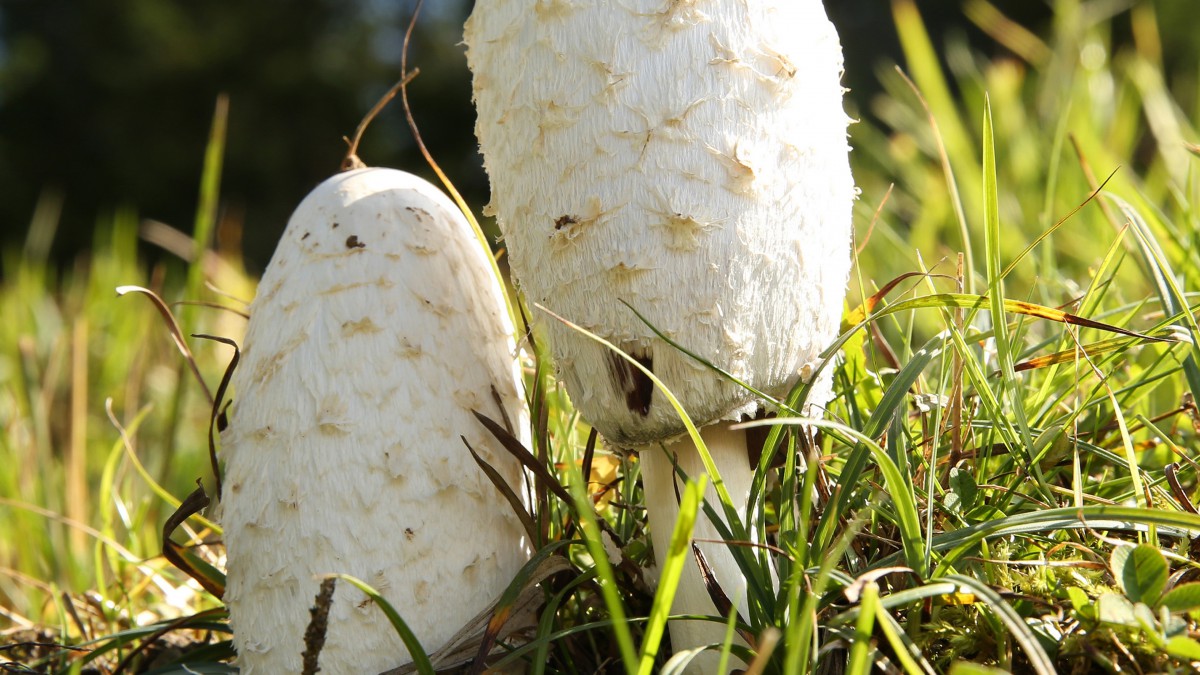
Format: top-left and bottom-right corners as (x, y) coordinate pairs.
(566, 461), (638, 674)
(846, 580), (880, 675)
(982, 96), (1039, 469)
(1110, 195), (1200, 397)
(185, 95), (229, 308)
(808, 338), (939, 572)
(944, 574), (1055, 674)
(329, 574), (435, 675)
(873, 607), (935, 675)
(741, 418), (926, 578)
(535, 303), (750, 554)
(891, 0), (979, 215)
(636, 476), (705, 675)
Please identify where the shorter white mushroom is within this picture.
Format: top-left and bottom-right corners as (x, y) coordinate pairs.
(219, 168), (529, 674)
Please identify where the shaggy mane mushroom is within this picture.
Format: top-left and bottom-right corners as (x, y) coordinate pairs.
(467, 0), (853, 670)
(219, 167), (530, 674)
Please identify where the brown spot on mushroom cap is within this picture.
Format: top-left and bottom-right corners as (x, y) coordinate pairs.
(341, 317), (381, 337)
(412, 580), (429, 603)
(346, 235), (365, 249)
(554, 215), (577, 231)
(404, 206), (431, 222)
(607, 350), (654, 416)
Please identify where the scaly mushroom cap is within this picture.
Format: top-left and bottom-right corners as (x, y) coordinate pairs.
(219, 168), (529, 674)
(466, 0), (854, 445)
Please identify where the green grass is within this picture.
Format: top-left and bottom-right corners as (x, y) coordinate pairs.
(4, 0), (1200, 672)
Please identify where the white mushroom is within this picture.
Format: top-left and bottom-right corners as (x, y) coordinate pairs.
(219, 168), (530, 674)
(466, 0), (853, 668)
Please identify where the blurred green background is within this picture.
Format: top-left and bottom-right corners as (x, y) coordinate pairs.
(2, 1), (1198, 273)
(0, 0), (1108, 274)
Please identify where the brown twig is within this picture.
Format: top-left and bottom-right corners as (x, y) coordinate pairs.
(192, 333), (239, 497)
(115, 285), (214, 406)
(341, 3), (424, 172)
(341, 69), (420, 171)
(301, 578), (338, 675)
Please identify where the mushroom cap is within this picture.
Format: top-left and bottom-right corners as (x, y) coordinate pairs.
(219, 168), (529, 674)
(466, 0), (854, 445)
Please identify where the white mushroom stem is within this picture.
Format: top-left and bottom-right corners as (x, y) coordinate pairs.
(640, 423), (757, 670)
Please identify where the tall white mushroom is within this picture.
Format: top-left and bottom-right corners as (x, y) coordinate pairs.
(466, 0), (853, 668)
(219, 167), (530, 674)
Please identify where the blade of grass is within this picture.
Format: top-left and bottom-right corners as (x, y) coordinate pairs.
(982, 96), (1040, 481)
(185, 95), (228, 310)
(874, 605), (935, 675)
(463, 436), (538, 543)
(1000, 168), (1119, 281)
(943, 574), (1055, 675)
(1068, 326), (1151, 524)
(846, 580), (880, 675)
(1110, 195), (1200, 397)
(927, 506), (1200, 571)
(892, 0), (980, 242)
(637, 476), (705, 675)
(737, 418), (926, 579)
(565, 459), (638, 674)
(468, 548), (574, 673)
(396, 10), (516, 328)
(115, 286), (213, 405)
(828, 581), (961, 626)
(535, 303), (751, 553)
(530, 567), (598, 675)
(740, 627), (779, 675)
(103, 399), (216, 532)
(329, 574), (435, 675)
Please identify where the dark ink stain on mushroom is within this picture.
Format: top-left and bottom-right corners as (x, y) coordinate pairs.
(332, 221), (340, 229)
(404, 206), (431, 222)
(744, 410), (779, 470)
(554, 215), (578, 231)
(346, 235), (365, 249)
(217, 400), (231, 433)
(301, 232), (311, 241)
(404, 527), (415, 541)
(607, 350), (654, 416)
